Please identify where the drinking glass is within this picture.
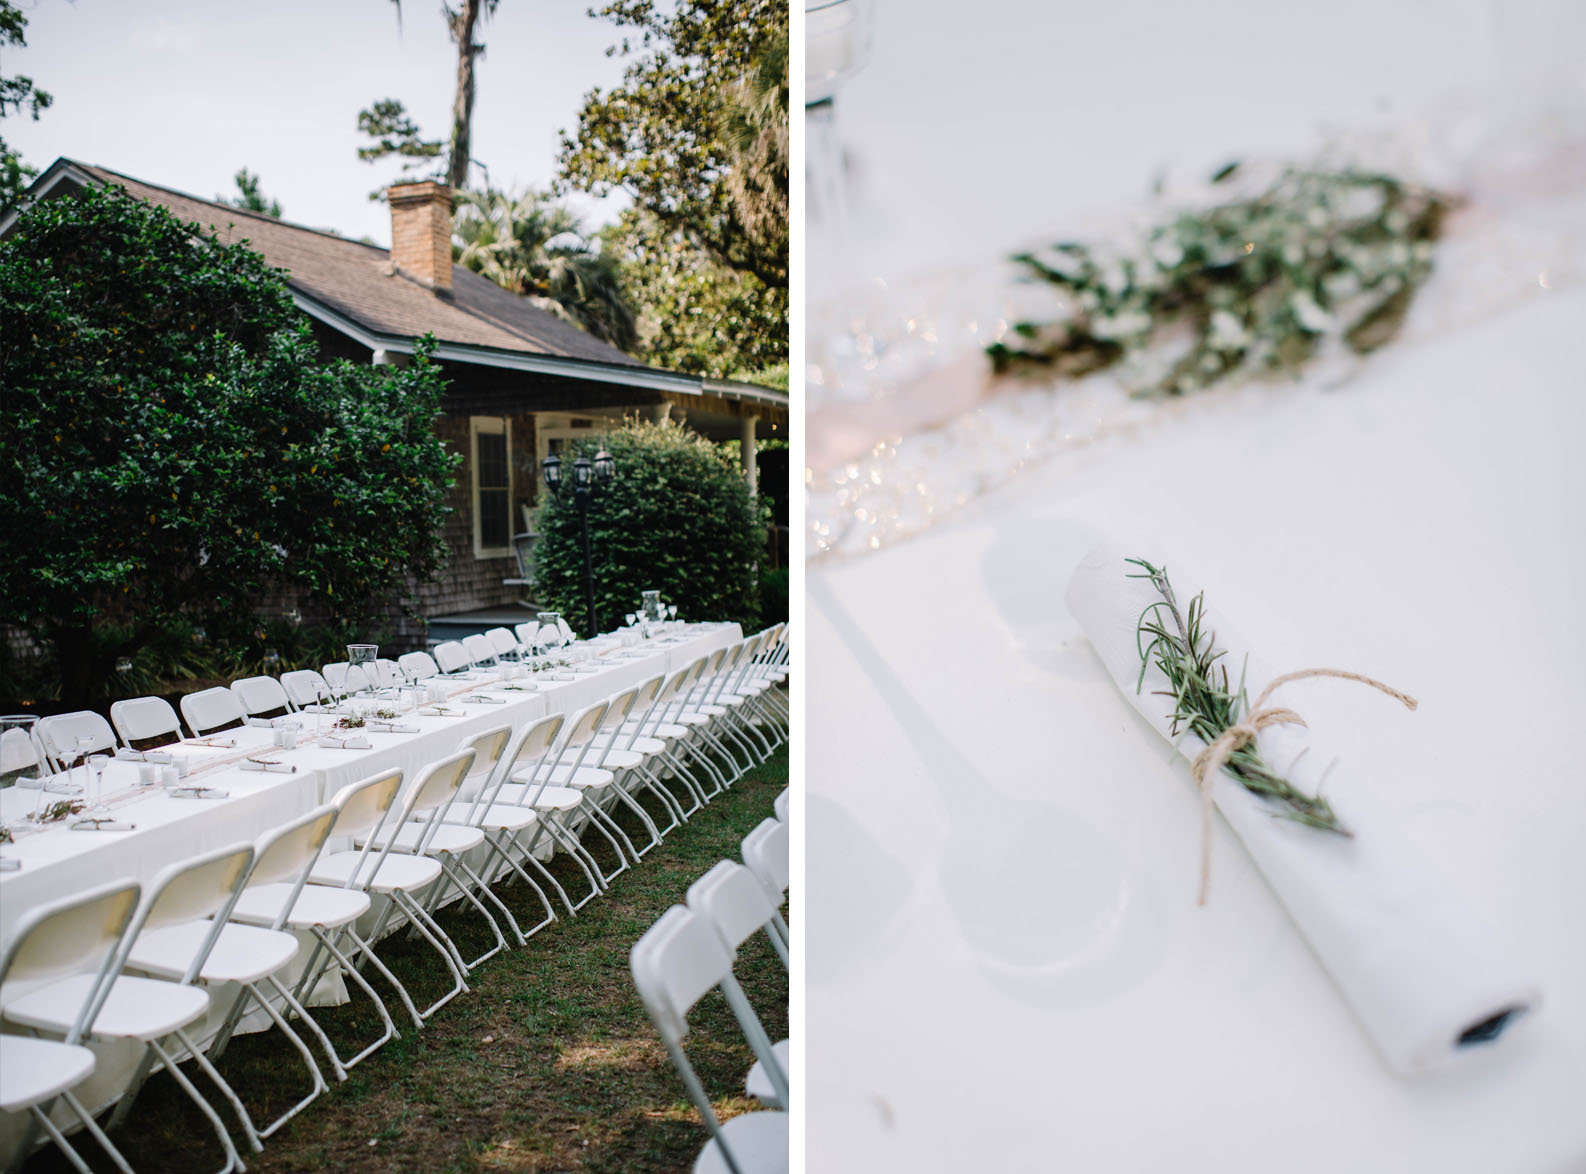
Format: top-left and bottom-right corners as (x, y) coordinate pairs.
(807, 0), (874, 286)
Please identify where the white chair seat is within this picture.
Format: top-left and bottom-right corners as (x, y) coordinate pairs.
(693, 1110), (789, 1174)
(230, 881), (371, 930)
(126, 920), (299, 985)
(358, 822), (485, 855)
(445, 803), (539, 832)
(594, 748), (645, 770)
(0, 1036), (96, 1111)
(311, 851), (443, 894)
(547, 765), (614, 789)
(746, 1039), (790, 1105)
(498, 780), (586, 810)
(596, 733), (666, 755)
(5, 973), (209, 1041)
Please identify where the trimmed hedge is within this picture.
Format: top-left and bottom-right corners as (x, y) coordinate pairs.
(533, 419), (765, 634)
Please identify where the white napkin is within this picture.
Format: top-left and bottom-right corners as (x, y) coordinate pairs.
(1066, 536), (1541, 1076)
(319, 734), (372, 750)
(240, 759), (298, 774)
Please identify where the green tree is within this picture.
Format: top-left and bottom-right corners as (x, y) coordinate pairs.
(561, 1), (787, 377)
(533, 420), (764, 635)
(0, 0), (52, 214)
(0, 184), (459, 705)
(360, 0), (498, 193)
(222, 168), (282, 218)
(356, 96), (446, 198)
(453, 186), (636, 350)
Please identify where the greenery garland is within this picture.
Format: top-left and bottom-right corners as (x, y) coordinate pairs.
(988, 165), (1450, 397)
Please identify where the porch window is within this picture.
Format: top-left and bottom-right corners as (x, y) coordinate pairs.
(471, 416), (512, 558)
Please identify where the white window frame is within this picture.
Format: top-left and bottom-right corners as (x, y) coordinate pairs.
(470, 415), (513, 560)
(533, 413), (612, 472)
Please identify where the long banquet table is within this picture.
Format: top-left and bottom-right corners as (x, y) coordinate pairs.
(0, 621), (741, 1161)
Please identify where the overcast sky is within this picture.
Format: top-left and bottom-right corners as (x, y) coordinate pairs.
(3, 0), (633, 244)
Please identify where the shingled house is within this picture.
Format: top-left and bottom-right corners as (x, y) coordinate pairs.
(12, 159), (789, 641)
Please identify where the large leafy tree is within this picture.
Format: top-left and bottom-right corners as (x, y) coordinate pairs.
(0, 0), (51, 214)
(0, 185), (459, 705)
(453, 186), (636, 350)
(560, 1), (787, 378)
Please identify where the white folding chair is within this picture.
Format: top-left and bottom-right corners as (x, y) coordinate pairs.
(0, 1036), (133, 1174)
(489, 713), (607, 913)
(742, 818), (790, 960)
(433, 641), (473, 675)
(631, 906), (789, 1174)
(507, 700), (635, 891)
(308, 762), (473, 1023)
(322, 662), (374, 700)
(0, 882), (142, 1174)
(370, 658), (403, 695)
(180, 686), (247, 738)
(3, 862), (252, 1174)
(773, 789), (788, 823)
(230, 675), (294, 719)
(442, 725), (559, 944)
(355, 748), (513, 972)
(561, 686), (666, 860)
(462, 633), (497, 668)
(398, 650), (440, 682)
(120, 838), (335, 1149)
(34, 710), (117, 775)
(228, 806), (402, 1071)
(454, 715), (585, 922)
(108, 695), (183, 750)
(486, 627), (523, 663)
(687, 860), (791, 1106)
(513, 622), (542, 651)
(280, 669), (334, 712)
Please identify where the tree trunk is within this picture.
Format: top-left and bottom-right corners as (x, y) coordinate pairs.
(447, 0), (483, 191)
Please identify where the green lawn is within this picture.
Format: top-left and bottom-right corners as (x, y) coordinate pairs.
(21, 747), (789, 1174)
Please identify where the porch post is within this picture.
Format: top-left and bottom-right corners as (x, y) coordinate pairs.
(740, 415), (758, 496)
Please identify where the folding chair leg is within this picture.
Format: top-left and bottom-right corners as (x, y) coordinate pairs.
(419, 857), (508, 970)
(226, 982), (330, 1139)
(535, 819), (606, 909)
(575, 795), (635, 881)
(607, 776), (666, 855)
(481, 831), (560, 937)
(307, 926), (402, 1069)
(147, 1033), (251, 1171)
(58, 1089), (136, 1174)
(389, 891), (469, 1020)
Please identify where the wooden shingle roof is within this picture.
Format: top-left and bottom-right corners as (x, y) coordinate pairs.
(72, 161), (644, 369)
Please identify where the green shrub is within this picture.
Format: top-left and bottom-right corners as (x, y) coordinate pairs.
(759, 567), (788, 624)
(533, 419), (765, 634)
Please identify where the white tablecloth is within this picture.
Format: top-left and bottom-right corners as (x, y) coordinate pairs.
(806, 289), (1586, 1172)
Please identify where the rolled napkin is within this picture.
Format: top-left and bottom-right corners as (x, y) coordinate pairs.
(245, 716), (298, 729)
(318, 734), (372, 750)
(366, 721), (421, 733)
(1065, 536), (1540, 1076)
(465, 695), (508, 705)
(114, 748), (173, 764)
(240, 758), (297, 774)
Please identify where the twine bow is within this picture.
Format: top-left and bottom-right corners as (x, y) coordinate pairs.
(1188, 668), (1418, 905)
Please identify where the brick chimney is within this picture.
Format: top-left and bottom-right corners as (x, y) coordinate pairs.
(387, 180), (453, 291)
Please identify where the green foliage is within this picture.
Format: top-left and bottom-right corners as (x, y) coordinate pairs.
(0, 0), (52, 213)
(453, 187), (637, 350)
(758, 567), (787, 624)
(356, 96), (445, 197)
(562, 0), (787, 376)
(990, 165), (1449, 397)
(0, 183), (459, 703)
(533, 420), (764, 635)
(601, 208), (786, 377)
(222, 168), (282, 218)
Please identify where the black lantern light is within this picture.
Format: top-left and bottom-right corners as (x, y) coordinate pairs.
(542, 444), (617, 639)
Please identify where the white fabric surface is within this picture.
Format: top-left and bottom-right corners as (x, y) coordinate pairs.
(1067, 535), (1541, 1076)
(806, 286), (1586, 1172)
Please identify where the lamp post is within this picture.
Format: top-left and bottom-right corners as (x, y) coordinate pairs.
(542, 447), (615, 639)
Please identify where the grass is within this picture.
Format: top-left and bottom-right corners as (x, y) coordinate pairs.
(20, 743), (789, 1174)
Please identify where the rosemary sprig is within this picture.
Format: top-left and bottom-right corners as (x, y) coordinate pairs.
(1126, 557), (1346, 835)
(334, 714), (367, 730)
